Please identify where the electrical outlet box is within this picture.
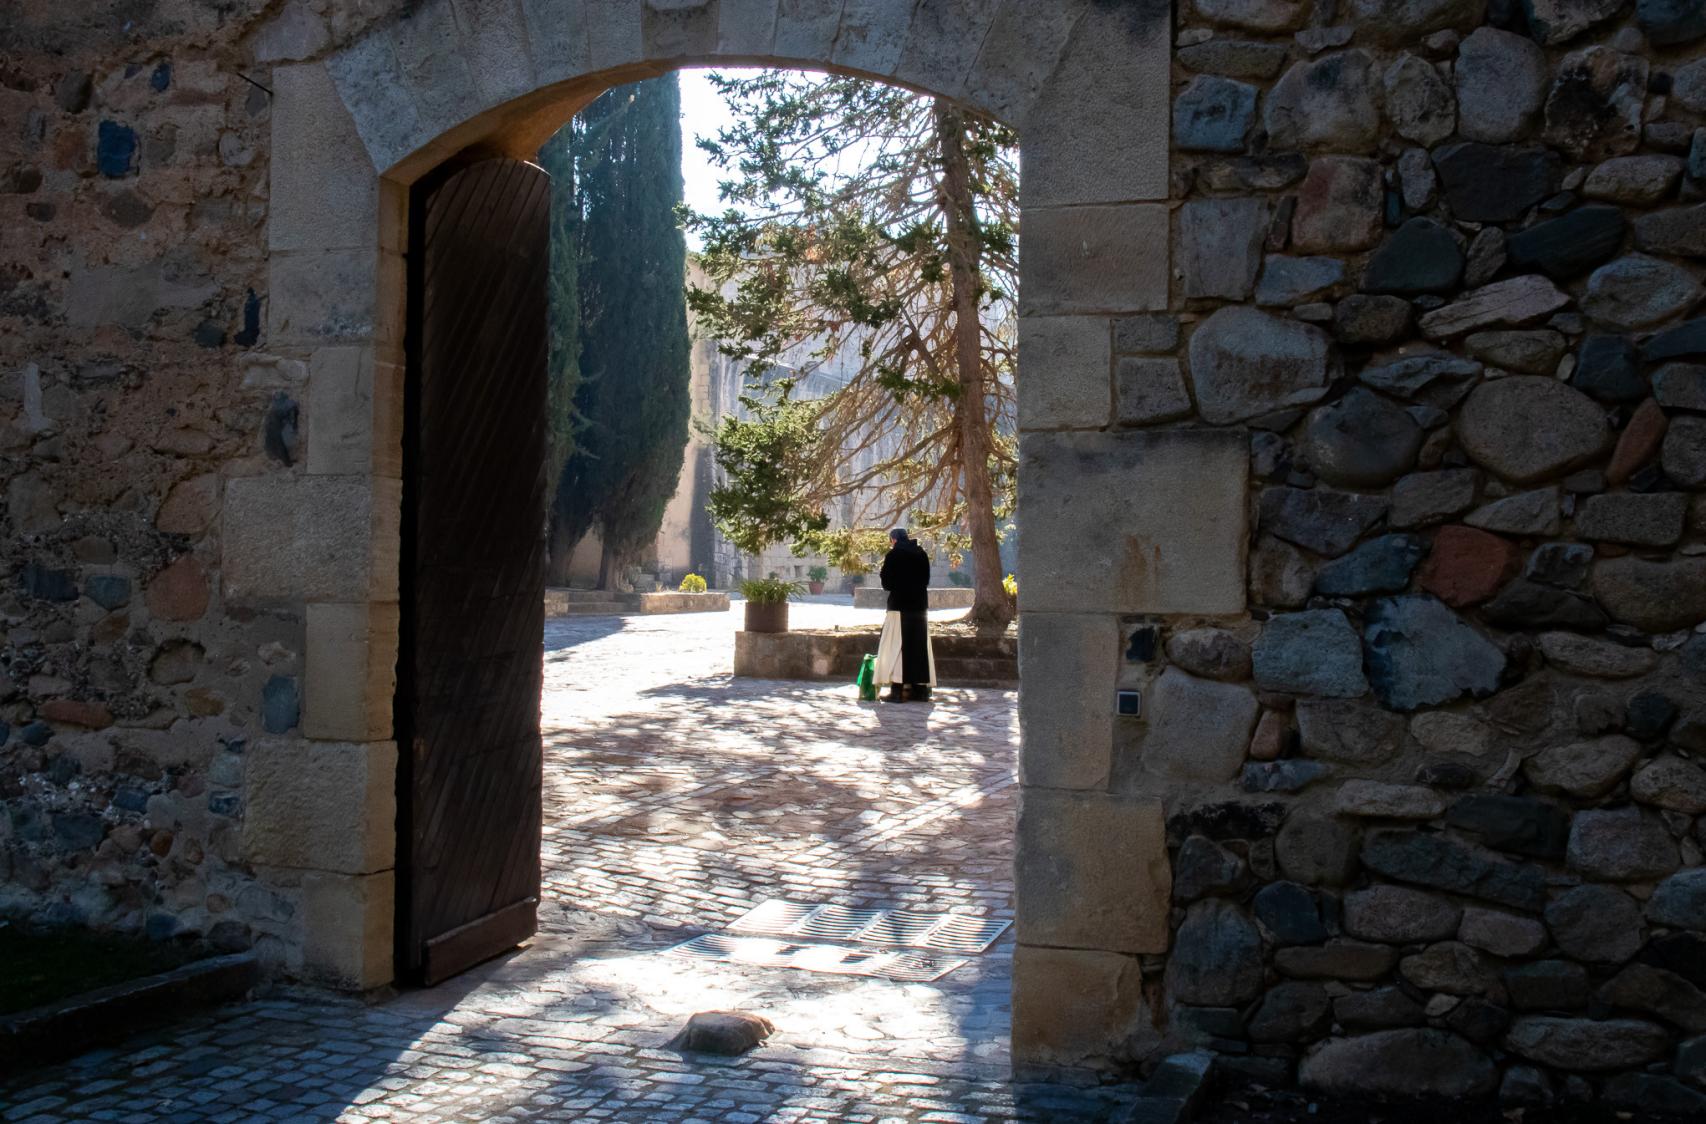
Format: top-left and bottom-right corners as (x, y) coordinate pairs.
(1115, 690), (1142, 718)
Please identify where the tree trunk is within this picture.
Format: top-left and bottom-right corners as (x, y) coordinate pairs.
(935, 101), (1013, 631)
(597, 534), (619, 591)
(545, 510), (578, 587)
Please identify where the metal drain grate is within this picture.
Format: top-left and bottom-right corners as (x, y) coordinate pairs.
(663, 933), (967, 982)
(727, 899), (1011, 955)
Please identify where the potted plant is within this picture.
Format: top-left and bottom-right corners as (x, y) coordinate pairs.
(740, 577), (801, 633)
(807, 565), (829, 595)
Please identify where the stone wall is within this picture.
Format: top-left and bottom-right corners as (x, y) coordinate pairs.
(2, 0), (1706, 1107)
(1096, 0), (1706, 1109)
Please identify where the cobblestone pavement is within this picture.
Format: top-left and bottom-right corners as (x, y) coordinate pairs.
(2, 604), (1142, 1123)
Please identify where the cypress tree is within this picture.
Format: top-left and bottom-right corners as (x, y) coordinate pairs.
(558, 75), (693, 589)
(538, 121), (583, 585)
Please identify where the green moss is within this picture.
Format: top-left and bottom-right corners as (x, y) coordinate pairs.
(0, 925), (205, 1015)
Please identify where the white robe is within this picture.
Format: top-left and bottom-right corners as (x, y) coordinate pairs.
(875, 610), (936, 686)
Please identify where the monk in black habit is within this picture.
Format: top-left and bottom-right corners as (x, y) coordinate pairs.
(875, 528), (936, 702)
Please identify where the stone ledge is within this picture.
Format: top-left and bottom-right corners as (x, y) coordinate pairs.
(851, 586), (976, 610)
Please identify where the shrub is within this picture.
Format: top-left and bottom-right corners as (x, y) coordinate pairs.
(740, 577), (803, 604)
(947, 570), (971, 587)
(1002, 573), (1017, 597)
(679, 573), (708, 594)
(807, 565), (829, 582)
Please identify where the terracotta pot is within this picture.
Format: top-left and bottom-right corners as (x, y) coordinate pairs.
(744, 601), (789, 633)
(808, 581), (825, 594)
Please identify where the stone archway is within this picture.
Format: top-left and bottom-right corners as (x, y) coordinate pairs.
(250, 0), (1228, 1071)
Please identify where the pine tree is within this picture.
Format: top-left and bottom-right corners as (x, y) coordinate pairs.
(555, 75), (693, 589)
(690, 73), (1018, 627)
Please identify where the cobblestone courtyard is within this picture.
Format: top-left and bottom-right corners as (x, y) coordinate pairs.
(2, 605), (1140, 1123)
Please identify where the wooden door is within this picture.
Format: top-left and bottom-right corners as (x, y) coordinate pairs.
(399, 156), (551, 985)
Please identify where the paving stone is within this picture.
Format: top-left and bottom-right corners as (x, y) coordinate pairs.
(1455, 27), (1545, 143)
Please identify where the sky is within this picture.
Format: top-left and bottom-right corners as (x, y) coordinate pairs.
(677, 68), (756, 233)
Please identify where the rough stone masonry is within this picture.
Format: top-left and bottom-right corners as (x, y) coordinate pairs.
(2, 0), (1706, 1113)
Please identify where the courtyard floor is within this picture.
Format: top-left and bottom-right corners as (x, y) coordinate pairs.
(1, 603), (1143, 1123)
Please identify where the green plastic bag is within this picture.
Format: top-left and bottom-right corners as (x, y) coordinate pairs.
(856, 654), (878, 701)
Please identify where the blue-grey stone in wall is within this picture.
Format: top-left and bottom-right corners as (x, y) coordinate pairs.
(22, 563), (78, 602)
(1572, 334), (1646, 400)
(1177, 38), (1289, 80)
(1690, 127), (1706, 180)
(1603, 1074), (1706, 1117)
(1434, 142), (1562, 223)
(84, 574), (131, 610)
(1256, 255), (1346, 306)
(208, 791), (241, 816)
(1633, 203), (1706, 258)
(1172, 835), (1250, 901)
(1543, 46), (1650, 162)
(1254, 881), (1329, 945)
(1446, 795), (1571, 859)
(1188, 306), (1338, 424)
(1639, 0), (1706, 45)
(1456, 26), (1546, 140)
(1653, 363), (1706, 410)
(1507, 206), (1628, 279)
(1302, 389), (1424, 488)
(1364, 218), (1464, 294)
(18, 721), (51, 747)
(1483, 577), (1609, 631)
(1254, 609), (1370, 697)
(1648, 870), (1706, 929)
(1176, 197), (1269, 300)
(1362, 828), (1548, 912)
(1525, 542), (1593, 588)
(1243, 759), (1332, 793)
(113, 786), (149, 812)
(1359, 353), (1481, 408)
(1300, 1026), (1495, 1100)
(1568, 805), (1680, 882)
(1643, 316), (1706, 363)
(145, 913), (178, 941)
(1522, 0), (1630, 45)
(1582, 254), (1704, 329)
(52, 812), (105, 851)
(261, 675), (300, 734)
(1166, 900), (1266, 1006)
(1364, 594), (1506, 710)
(97, 120), (137, 178)
(1266, 50), (1383, 153)
(1259, 487), (1389, 557)
(1332, 295), (1413, 346)
(1173, 75), (1258, 153)
(1315, 534), (1428, 596)
(1249, 980), (1334, 1043)
(1575, 492), (1688, 547)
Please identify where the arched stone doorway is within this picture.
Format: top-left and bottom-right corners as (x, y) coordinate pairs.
(253, 0), (1229, 1072)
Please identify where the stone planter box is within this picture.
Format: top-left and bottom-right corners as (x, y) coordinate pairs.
(735, 629), (1018, 684)
(544, 589), (729, 617)
(851, 586), (977, 610)
(630, 591), (729, 614)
